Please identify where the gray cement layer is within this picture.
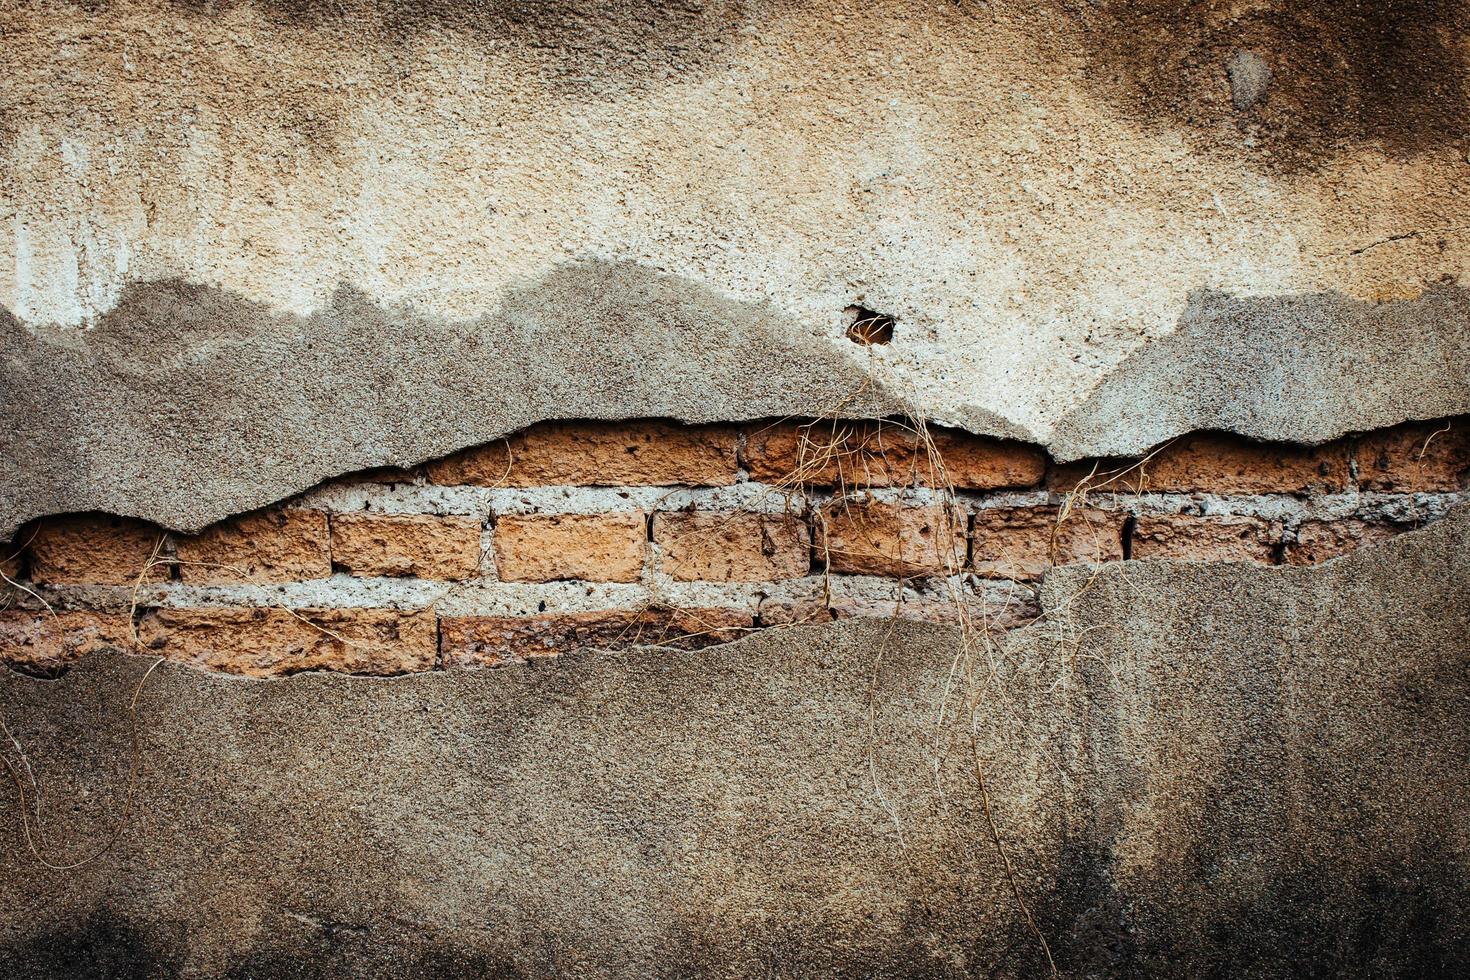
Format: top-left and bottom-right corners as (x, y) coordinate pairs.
(1, 504), (1466, 977)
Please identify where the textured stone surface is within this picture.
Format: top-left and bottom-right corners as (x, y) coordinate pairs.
(134, 608), (436, 677)
(653, 511), (810, 582)
(970, 506), (1128, 581)
(175, 509), (331, 584)
(816, 500), (967, 577)
(25, 515), (166, 586)
(0, 507), (1465, 977)
(1132, 514), (1281, 563)
(329, 513), (482, 580)
(427, 420), (740, 488)
(493, 513), (647, 583)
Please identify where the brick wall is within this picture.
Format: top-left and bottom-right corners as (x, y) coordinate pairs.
(3, 417), (1466, 677)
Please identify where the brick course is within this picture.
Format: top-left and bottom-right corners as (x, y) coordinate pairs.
(0, 610), (133, 672)
(654, 511), (809, 581)
(5, 415), (1464, 679)
(136, 607), (436, 677)
(970, 507), (1127, 581)
(1132, 515), (1280, 563)
(27, 515), (167, 585)
(330, 513), (483, 580)
(427, 421), (738, 487)
(816, 500), (967, 577)
(494, 512), (646, 582)
(1286, 519), (1402, 565)
(1357, 420), (1469, 492)
(743, 420), (1045, 489)
(441, 608), (751, 667)
(175, 509), (331, 583)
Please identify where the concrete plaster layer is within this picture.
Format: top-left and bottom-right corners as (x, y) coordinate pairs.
(3, 268), (1467, 537)
(2, 505), (1466, 977)
(4, 1), (1470, 533)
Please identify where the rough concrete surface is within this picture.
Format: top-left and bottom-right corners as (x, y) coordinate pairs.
(2, 506), (1466, 977)
(4, 1), (1470, 533)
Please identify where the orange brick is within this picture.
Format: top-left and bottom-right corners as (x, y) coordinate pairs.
(175, 509), (331, 584)
(743, 420), (1046, 490)
(1286, 519), (1402, 565)
(493, 513), (646, 582)
(426, 421), (738, 487)
(653, 511), (810, 581)
(970, 507), (1126, 581)
(816, 500), (967, 577)
(27, 515), (168, 585)
(1053, 435), (1350, 495)
(1357, 421), (1469, 492)
(330, 513), (483, 580)
(1131, 515), (1280, 563)
(135, 607), (435, 677)
(441, 607), (751, 667)
(0, 610), (133, 672)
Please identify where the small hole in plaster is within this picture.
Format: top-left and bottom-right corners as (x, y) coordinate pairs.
(844, 305), (895, 345)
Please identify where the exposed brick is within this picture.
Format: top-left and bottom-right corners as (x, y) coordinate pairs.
(494, 513), (646, 582)
(654, 511), (810, 581)
(135, 607), (436, 677)
(441, 607), (752, 667)
(330, 513), (483, 580)
(1052, 435), (1350, 495)
(0, 537), (22, 582)
(756, 591), (833, 626)
(426, 421), (738, 487)
(0, 610), (133, 673)
(816, 500), (967, 578)
(743, 420), (1045, 489)
(1132, 515), (1280, 563)
(27, 515), (168, 585)
(175, 509), (331, 584)
(1287, 519), (1402, 565)
(1357, 420), (1469, 492)
(970, 506), (1126, 581)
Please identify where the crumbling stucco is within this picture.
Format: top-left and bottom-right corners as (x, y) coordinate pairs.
(2, 506), (1466, 977)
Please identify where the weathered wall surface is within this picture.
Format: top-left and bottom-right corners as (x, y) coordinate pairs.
(3, 3), (1469, 976)
(1, 507), (1466, 977)
(3, 1), (1470, 532)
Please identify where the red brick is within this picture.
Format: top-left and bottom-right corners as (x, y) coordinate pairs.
(175, 509), (331, 584)
(135, 607), (435, 677)
(816, 500), (967, 577)
(653, 511), (809, 581)
(426, 421), (738, 487)
(743, 420), (1045, 490)
(330, 513), (483, 580)
(970, 506), (1126, 581)
(441, 607), (752, 667)
(1356, 421), (1469, 492)
(1053, 435), (1350, 495)
(0, 610), (133, 672)
(1286, 519), (1402, 565)
(493, 513), (646, 582)
(1132, 515), (1280, 563)
(27, 515), (168, 585)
